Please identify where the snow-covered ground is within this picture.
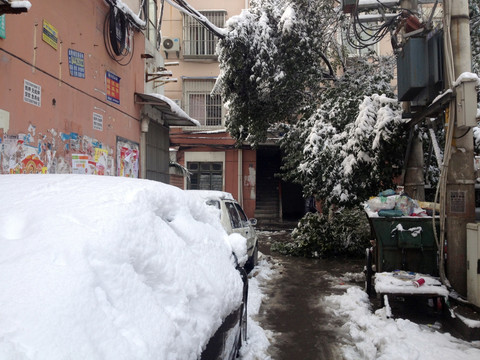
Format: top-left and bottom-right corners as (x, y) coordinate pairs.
(243, 255), (480, 359)
(0, 175), (246, 360)
(239, 257), (276, 360)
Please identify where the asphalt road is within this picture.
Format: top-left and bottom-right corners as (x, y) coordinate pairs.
(255, 230), (364, 360)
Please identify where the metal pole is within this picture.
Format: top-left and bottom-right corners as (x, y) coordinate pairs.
(445, 0), (476, 296)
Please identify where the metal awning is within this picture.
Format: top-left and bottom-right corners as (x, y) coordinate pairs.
(134, 93), (199, 127)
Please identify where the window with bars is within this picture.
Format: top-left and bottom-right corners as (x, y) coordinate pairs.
(184, 79), (223, 126)
(187, 162), (223, 190)
(183, 10), (226, 57)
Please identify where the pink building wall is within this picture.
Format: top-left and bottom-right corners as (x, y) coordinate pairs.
(0, 0), (144, 175)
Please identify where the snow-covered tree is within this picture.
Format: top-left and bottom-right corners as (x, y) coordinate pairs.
(217, 0), (339, 146)
(217, 1), (409, 208)
(281, 57), (407, 208)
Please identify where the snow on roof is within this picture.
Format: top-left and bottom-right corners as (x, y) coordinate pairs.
(186, 189), (235, 202)
(453, 72), (480, 87)
(115, 0), (146, 28)
(146, 93), (201, 126)
(8, 0), (31, 10)
(0, 174), (243, 359)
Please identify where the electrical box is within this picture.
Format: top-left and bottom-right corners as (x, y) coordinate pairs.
(467, 223), (480, 308)
(397, 31), (444, 106)
(397, 37), (428, 101)
(456, 80), (478, 129)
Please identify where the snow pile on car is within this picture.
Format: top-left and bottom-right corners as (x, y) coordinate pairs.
(0, 175), (244, 360)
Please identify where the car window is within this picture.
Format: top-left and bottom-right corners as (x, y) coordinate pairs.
(226, 201), (242, 229)
(234, 203), (248, 225)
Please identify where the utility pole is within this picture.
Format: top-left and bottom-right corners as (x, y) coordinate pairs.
(445, 0), (476, 296)
(401, 0), (425, 201)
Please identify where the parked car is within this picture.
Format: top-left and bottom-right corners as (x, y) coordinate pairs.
(0, 175), (247, 360)
(188, 190), (259, 273)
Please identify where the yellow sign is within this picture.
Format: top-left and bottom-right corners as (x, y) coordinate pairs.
(42, 19), (58, 50)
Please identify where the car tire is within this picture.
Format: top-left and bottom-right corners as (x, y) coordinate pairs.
(245, 242), (258, 274)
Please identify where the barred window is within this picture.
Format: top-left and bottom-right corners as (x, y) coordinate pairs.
(187, 162), (223, 190)
(184, 79), (223, 126)
(183, 10), (226, 57)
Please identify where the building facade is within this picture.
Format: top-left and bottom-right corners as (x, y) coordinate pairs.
(161, 0), (258, 218)
(0, 0), (195, 180)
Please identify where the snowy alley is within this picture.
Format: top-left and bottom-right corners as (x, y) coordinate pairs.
(240, 230), (480, 360)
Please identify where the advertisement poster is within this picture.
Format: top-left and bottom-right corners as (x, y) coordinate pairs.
(118, 147), (138, 178)
(24, 80), (41, 107)
(94, 148), (109, 175)
(72, 154), (89, 174)
(42, 19), (58, 50)
(0, 15), (5, 39)
(106, 71), (120, 104)
(68, 49), (85, 78)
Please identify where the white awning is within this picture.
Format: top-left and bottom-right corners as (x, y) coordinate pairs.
(134, 93), (199, 127)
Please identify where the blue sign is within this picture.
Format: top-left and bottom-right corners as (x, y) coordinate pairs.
(0, 15), (5, 39)
(68, 49), (85, 79)
(106, 71), (120, 105)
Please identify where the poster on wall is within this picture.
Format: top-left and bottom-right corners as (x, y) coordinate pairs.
(116, 137), (139, 178)
(106, 71), (120, 104)
(72, 154), (89, 174)
(24, 80), (41, 107)
(42, 19), (58, 50)
(94, 148), (109, 175)
(68, 49), (85, 78)
(0, 15), (6, 39)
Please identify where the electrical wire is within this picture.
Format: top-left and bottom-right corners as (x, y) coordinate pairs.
(103, 5), (135, 66)
(343, 0), (425, 52)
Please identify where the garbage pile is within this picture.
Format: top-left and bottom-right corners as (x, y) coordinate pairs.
(365, 189), (438, 218)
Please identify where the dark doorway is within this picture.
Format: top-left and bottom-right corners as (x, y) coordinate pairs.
(255, 147), (304, 224)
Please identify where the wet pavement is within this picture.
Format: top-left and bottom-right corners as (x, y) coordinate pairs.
(255, 230), (364, 360)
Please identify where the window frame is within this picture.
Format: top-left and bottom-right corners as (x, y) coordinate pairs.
(183, 10), (226, 59)
(186, 161), (223, 190)
(184, 79), (223, 126)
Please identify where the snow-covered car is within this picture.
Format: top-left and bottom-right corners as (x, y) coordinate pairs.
(0, 175), (247, 360)
(188, 190), (259, 273)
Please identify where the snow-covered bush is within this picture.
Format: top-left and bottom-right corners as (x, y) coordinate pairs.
(272, 208), (370, 258)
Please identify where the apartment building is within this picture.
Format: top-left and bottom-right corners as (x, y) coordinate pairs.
(0, 0), (195, 181)
(162, 0), (306, 221)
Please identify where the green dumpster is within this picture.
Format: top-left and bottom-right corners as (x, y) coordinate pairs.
(368, 216), (440, 276)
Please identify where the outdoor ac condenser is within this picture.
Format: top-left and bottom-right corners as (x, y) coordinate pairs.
(467, 223), (480, 307)
(162, 37), (180, 52)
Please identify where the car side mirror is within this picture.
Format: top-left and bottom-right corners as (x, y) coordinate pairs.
(249, 218), (257, 226)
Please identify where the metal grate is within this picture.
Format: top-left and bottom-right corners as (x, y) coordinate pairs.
(183, 11), (226, 57)
(184, 79), (223, 126)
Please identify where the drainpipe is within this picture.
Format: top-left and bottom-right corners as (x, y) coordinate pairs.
(140, 117), (150, 179)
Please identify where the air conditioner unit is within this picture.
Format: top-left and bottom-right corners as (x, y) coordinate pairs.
(161, 37), (180, 52)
